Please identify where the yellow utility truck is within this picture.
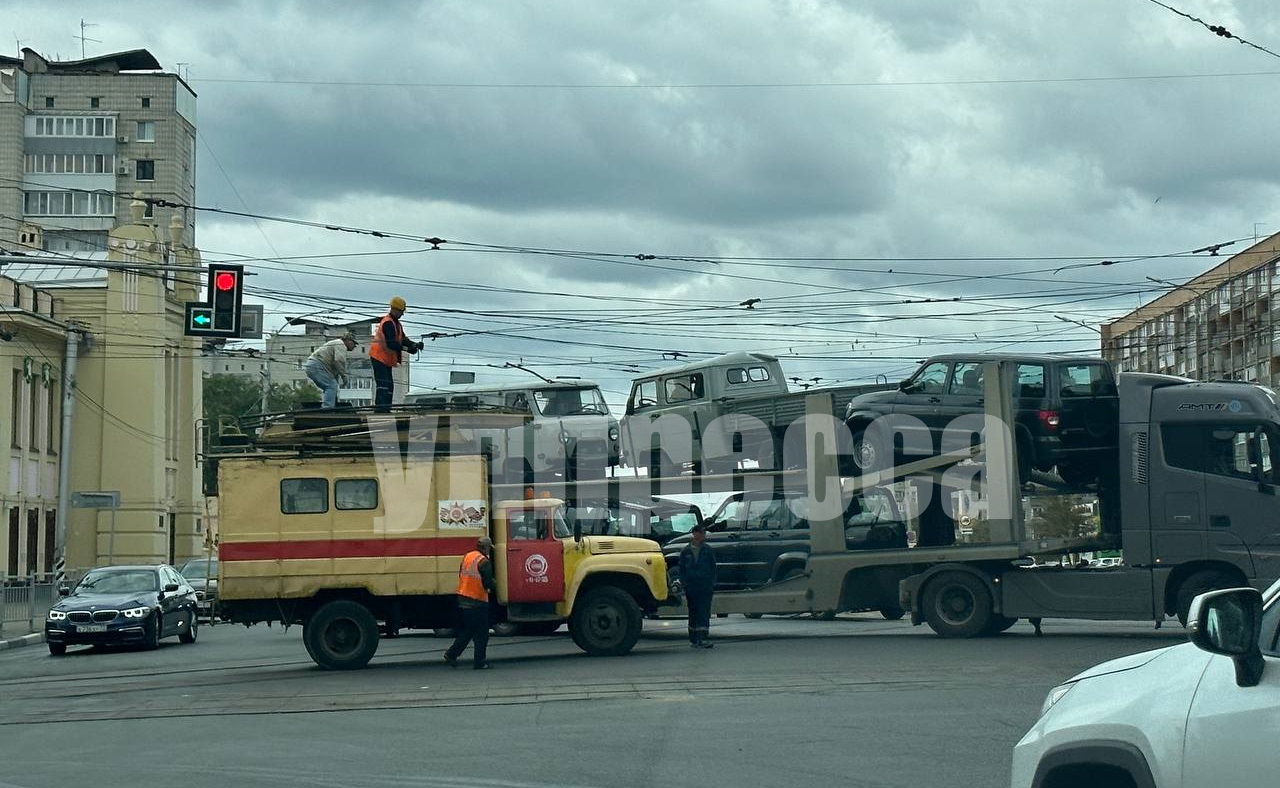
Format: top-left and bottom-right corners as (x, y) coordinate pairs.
(212, 411), (668, 669)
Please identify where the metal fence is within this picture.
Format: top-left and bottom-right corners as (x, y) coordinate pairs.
(0, 573), (57, 635)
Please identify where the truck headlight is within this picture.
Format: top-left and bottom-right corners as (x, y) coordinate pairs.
(47, 610), (67, 621)
(608, 426), (620, 441)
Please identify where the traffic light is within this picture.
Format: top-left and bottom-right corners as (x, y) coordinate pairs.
(209, 264), (244, 334)
(183, 264), (245, 337)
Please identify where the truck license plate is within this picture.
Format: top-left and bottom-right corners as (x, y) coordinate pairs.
(76, 624), (107, 633)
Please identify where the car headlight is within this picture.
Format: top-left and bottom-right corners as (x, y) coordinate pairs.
(123, 606), (152, 619)
(608, 426), (620, 441)
(559, 430), (572, 445)
(47, 610), (67, 621)
(1039, 682), (1075, 716)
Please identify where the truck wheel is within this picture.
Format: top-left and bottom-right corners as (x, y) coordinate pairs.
(922, 573), (993, 638)
(303, 600), (380, 670)
(570, 586), (643, 656)
(849, 426), (887, 475)
(491, 621), (519, 637)
(1176, 570), (1237, 627)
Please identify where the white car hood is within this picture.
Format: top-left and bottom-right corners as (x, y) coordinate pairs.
(1067, 643), (1186, 683)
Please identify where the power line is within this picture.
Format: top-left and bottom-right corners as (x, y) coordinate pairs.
(1145, 0), (1280, 60)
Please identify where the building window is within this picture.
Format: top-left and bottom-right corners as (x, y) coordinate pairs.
(140, 96), (151, 108)
(136, 120), (155, 142)
(135, 160), (155, 181)
(45, 96), (54, 108)
(90, 96), (100, 108)
(22, 190), (114, 217)
(27, 115), (114, 138)
(24, 153), (114, 174)
(10, 370), (21, 448)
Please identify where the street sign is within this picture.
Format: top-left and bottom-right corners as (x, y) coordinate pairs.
(71, 491), (120, 509)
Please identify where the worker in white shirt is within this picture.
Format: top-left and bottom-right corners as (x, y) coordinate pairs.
(304, 331), (358, 408)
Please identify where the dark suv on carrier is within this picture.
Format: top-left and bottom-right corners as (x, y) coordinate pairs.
(843, 354), (1119, 485)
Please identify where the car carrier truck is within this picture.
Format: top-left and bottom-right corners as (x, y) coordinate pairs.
(657, 363), (1280, 635)
(209, 409), (668, 669)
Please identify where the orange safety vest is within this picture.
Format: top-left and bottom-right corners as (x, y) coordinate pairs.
(456, 550), (489, 602)
(369, 314), (405, 367)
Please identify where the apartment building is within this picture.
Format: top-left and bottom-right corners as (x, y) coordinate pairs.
(1101, 232), (1280, 385)
(0, 48), (196, 254)
(1, 204), (204, 578)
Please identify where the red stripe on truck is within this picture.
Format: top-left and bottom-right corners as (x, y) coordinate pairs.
(220, 536), (479, 561)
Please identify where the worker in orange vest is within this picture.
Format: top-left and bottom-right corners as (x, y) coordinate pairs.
(444, 536), (497, 670)
(369, 296), (422, 411)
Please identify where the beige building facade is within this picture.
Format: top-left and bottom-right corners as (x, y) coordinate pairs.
(0, 48), (197, 255)
(1102, 232), (1280, 384)
(1, 203), (204, 578)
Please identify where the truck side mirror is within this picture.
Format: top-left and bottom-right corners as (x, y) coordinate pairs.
(1189, 587), (1265, 687)
(573, 521), (582, 543)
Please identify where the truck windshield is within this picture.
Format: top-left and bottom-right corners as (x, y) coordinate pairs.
(533, 387), (610, 417)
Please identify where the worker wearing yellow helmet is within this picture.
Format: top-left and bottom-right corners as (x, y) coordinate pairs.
(369, 296), (422, 411)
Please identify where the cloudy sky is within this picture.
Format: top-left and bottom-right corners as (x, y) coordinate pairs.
(14, 0), (1280, 406)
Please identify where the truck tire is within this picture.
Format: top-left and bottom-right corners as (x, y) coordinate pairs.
(303, 600), (380, 670)
(922, 573), (993, 638)
(569, 586), (643, 656)
(849, 426), (887, 475)
(1176, 570), (1237, 627)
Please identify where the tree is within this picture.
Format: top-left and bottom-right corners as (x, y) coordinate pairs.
(1031, 495), (1093, 540)
(201, 374), (321, 493)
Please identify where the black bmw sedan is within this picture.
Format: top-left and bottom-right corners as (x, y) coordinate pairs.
(45, 565), (199, 656)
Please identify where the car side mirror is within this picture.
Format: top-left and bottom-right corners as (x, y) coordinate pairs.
(57, 582), (71, 596)
(1189, 587), (1265, 687)
(897, 379), (910, 391)
(163, 583), (181, 593)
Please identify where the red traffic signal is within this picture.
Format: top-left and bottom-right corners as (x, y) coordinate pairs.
(214, 271), (238, 291)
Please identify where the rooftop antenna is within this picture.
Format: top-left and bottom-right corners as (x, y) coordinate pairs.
(14, 35), (25, 55)
(74, 19), (100, 59)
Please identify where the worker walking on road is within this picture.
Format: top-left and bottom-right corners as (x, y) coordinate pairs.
(304, 331), (358, 408)
(679, 523), (717, 648)
(444, 536), (497, 670)
(369, 296), (422, 411)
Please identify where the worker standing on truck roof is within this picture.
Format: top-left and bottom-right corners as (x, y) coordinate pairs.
(369, 296), (422, 412)
(679, 523), (717, 648)
(304, 332), (358, 409)
(444, 536), (497, 670)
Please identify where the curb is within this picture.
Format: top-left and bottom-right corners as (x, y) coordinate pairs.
(0, 632), (45, 651)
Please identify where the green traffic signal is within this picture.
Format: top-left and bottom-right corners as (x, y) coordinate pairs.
(193, 313), (211, 327)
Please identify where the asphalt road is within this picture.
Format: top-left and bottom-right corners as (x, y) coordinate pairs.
(0, 614), (1187, 788)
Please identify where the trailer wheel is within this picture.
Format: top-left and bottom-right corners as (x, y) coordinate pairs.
(570, 586), (643, 656)
(1176, 570), (1237, 627)
(922, 573), (993, 638)
(303, 600), (380, 670)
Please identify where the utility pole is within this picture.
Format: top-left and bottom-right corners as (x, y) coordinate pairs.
(54, 322), (87, 584)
